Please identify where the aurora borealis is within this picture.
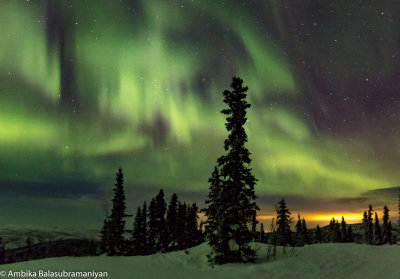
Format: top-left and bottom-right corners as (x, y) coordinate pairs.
(1, 1), (400, 229)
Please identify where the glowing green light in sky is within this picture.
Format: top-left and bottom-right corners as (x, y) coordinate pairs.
(0, 0), (394, 209)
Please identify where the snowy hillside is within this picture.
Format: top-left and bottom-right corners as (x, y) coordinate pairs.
(0, 225), (98, 249)
(2, 242), (400, 279)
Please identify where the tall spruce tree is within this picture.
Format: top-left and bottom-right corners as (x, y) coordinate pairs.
(332, 219), (341, 243)
(187, 203), (200, 248)
(107, 167), (131, 255)
(260, 223), (265, 243)
(100, 218), (111, 254)
(347, 225), (354, 243)
(366, 205), (374, 245)
(166, 193), (179, 251)
(148, 198), (157, 254)
(132, 206), (143, 255)
(276, 198), (292, 246)
(314, 225), (323, 244)
(340, 217), (347, 242)
(132, 203), (148, 256)
(177, 202), (189, 250)
(203, 77), (258, 264)
(374, 212), (382, 245)
(141, 202), (148, 254)
(398, 187), (400, 231)
(295, 214), (303, 246)
(202, 167), (222, 251)
(148, 190), (167, 253)
(382, 205), (391, 244)
(362, 211), (368, 240)
(387, 221), (393, 244)
(301, 218), (309, 245)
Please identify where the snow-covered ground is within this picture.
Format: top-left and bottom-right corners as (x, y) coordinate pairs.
(2, 242), (399, 279)
(0, 225), (98, 249)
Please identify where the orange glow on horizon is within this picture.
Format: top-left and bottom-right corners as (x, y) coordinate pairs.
(257, 210), (386, 225)
(307, 213), (362, 222)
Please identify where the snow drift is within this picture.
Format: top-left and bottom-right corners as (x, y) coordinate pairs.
(2, 242), (399, 279)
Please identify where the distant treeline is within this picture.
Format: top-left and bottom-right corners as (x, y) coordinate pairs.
(258, 198), (398, 250)
(100, 168), (203, 256)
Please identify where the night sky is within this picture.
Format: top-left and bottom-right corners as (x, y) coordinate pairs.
(1, 0), (400, 230)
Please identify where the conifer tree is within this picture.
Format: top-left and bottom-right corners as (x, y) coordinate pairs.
(301, 218), (309, 245)
(276, 198), (292, 246)
(166, 193), (179, 251)
(382, 205), (391, 244)
(314, 225), (323, 244)
(203, 77), (258, 264)
(186, 203), (200, 248)
(177, 202), (189, 250)
(340, 216), (347, 242)
(387, 221), (393, 244)
(362, 211), (368, 242)
(347, 225), (354, 243)
(198, 220), (205, 243)
(107, 167), (131, 255)
(202, 167), (222, 250)
(148, 198), (157, 254)
(141, 201), (148, 254)
(332, 219), (341, 243)
(100, 218), (110, 254)
(132, 206), (142, 255)
(365, 205), (374, 245)
(398, 187), (400, 230)
(295, 214), (302, 246)
(132, 203), (147, 255)
(148, 190), (167, 253)
(260, 223), (265, 243)
(326, 218), (335, 242)
(374, 212), (382, 245)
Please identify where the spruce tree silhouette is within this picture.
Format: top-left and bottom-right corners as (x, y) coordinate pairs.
(260, 223), (265, 243)
(347, 225), (354, 242)
(132, 206), (143, 255)
(398, 187), (400, 230)
(187, 203), (200, 248)
(295, 214), (303, 246)
(366, 205), (374, 245)
(177, 202), (189, 250)
(332, 219), (341, 243)
(148, 189), (167, 253)
(140, 201), (148, 254)
(166, 193), (179, 251)
(100, 218), (110, 254)
(276, 198), (292, 246)
(374, 212), (382, 245)
(131, 201), (147, 255)
(301, 218), (309, 245)
(203, 76), (258, 264)
(382, 205), (391, 244)
(314, 225), (322, 243)
(340, 216), (347, 242)
(107, 167), (131, 255)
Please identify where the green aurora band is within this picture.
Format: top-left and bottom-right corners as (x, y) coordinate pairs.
(0, 1), (398, 228)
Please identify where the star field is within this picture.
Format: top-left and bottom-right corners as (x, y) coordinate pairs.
(0, 0), (399, 228)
